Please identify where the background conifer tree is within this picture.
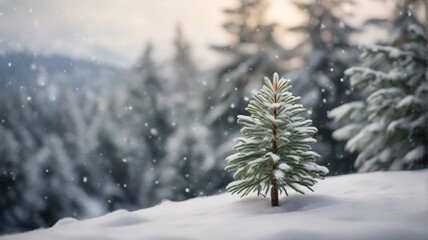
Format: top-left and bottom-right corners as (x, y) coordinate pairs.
(225, 73), (328, 207)
(329, 3), (428, 171)
(159, 25), (220, 201)
(286, 0), (359, 175)
(207, 0), (286, 161)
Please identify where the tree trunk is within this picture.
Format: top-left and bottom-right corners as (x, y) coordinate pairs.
(271, 178), (279, 207)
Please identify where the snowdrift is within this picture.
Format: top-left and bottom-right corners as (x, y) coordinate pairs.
(3, 170), (428, 240)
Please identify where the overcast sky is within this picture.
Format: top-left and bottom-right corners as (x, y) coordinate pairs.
(0, 0), (392, 68)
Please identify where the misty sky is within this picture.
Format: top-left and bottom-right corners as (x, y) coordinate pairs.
(0, 0), (391, 68)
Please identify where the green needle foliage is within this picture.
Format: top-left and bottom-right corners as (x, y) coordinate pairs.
(225, 73), (329, 207)
(329, 15), (428, 172)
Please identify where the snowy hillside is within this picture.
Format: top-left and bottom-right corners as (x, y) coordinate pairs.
(2, 170), (427, 240)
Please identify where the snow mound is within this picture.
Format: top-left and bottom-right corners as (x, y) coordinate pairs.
(52, 218), (79, 227)
(2, 170), (428, 240)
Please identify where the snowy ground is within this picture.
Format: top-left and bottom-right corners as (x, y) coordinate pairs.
(2, 170), (428, 240)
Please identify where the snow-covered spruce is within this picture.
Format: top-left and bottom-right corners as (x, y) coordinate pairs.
(225, 73), (328, 207)
(329, 17), (428, 172)
(286, 0), (358, 175)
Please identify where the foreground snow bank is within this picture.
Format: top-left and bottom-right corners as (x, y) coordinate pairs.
(3, 170), (428, 240)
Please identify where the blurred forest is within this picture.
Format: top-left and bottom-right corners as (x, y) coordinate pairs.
(0, 0), (427, 234)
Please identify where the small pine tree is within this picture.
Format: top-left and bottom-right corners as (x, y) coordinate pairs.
(225, 73), (328, 207)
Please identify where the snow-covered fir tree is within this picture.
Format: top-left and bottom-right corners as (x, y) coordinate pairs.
(90, 98), (146, 210)
(159, 26), (220, 201)
(131, 44), (172, 160)
(207, 0), (286, 151)
(287, 0), (359, 174)
(121, 43), (173, 205)
(170, 24), (198, 104)
(329, 6), (428, 171)
(225, 73), (328, 207)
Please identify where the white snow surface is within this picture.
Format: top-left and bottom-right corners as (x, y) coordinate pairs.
(3, 170), (428, 240)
